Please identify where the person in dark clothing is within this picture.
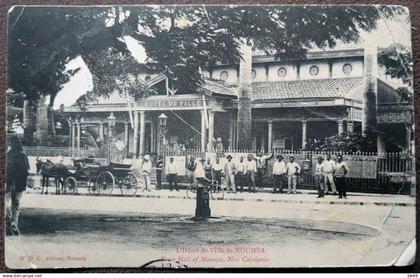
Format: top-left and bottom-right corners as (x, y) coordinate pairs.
(6, 135), (29, 235)
(155, 156), (164, 190)
(212, 157), (223, 187)
(186, 157), (196, 186)
(334, 155), (349, 199)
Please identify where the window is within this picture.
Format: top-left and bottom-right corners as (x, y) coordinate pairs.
(342, 63), (352, 75)
(277, 67), (287, 78)
(309, 65), (319, 76)
(251, 69), (257, 79)
(219, 71), (228, 81)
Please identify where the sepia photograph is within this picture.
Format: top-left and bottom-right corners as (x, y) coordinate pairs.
(5, 4), (415, 269)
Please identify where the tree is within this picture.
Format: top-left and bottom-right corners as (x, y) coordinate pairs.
(7, 6), (113, 144)
(8, 5), (406, 146)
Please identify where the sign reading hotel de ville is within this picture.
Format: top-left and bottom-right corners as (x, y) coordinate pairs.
(5, 4), (415, 272)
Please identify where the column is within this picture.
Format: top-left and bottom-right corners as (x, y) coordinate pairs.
(200, 110), (207, 151)
(124, 122), (129, 152)
(76, 121), (81, 150)
(268, 120), (273, 152)
(139, 111), (146, 156)
(71, 122), (76, 149)
(347, 121), (354, 133)
(301, 120), (307, 149)
(99, 122), (104, 139)
(337, 119), (344, 134)
(228, 115), (234, 151)
(406, 125), (411, 153)
(133, 112), (139, 157)
(208, 111), (215, 151)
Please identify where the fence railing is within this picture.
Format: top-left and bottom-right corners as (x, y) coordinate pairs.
(22, 146), (415, 195)
(161, 148), (415, 195)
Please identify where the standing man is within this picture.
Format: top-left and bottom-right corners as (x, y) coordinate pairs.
(186, 156), (196, 187)
(285, 156), (301, 194)
(212, 157), (224, 187)
(245, 154), (257, 193)
(6, 136), (29, 235)
(166, 157), (178, 191)
(195, 158), (211, 185)
(235, 156), (246, 193)
(155, 155), (164, 190)
(223, 155), (236, 193)
(334, 155), (349, 199)
(204, 158), (213, 181)
(272, 155), (286, 194)
(214, 138), (224, 155)
(255, 151), (274, 190)
(142, 155), (153, 191)
(315, 156), (325, 198)
(323, 154), (338, 195)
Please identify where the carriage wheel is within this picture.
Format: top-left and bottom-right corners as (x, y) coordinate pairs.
(88, 180), (100, 196)
(120, 174), (139, 196)
(96, 171), (114, 195)
(63, 177), (78, 195)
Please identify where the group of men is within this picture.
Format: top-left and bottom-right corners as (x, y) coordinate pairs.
(133, 152), (350, 197)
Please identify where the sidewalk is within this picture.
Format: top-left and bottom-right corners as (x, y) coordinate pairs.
(26, 184), (415, 207)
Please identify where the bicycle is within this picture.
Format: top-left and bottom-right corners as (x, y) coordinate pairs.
(186, 179), (224, 200)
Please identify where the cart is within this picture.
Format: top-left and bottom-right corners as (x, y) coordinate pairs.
(88, 161), (142, 196)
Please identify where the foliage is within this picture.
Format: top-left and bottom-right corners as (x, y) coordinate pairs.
(8, 5), (407, 103)
(378, 43), (413, 87)
(306, 132), (377, 153)
(8, 6), (112, 105)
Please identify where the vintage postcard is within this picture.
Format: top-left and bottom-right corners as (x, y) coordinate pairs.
(5, 5), (415, 269)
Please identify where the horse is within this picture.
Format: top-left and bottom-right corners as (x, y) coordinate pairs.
(35, 158), (67, 194)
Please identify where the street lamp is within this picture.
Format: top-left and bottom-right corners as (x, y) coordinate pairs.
(158, 113), (168, 155)
(108, 112), (116, 136)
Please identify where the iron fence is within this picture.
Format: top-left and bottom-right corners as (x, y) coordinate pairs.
(161, 148), (415, 195)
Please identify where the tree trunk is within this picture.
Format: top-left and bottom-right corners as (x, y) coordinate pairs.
(35, 96), (49, 145)
(23, 99), (35, 145)
(361, 41), (378, 151)
(236, 42), (253, 150)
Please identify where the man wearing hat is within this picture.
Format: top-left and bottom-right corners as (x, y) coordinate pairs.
(235, 156), (246, 193)
(272, 154), (286, 193)
(186, 156), (197, 187)
(245, 154), (257, 193)
(214, 137), (224, 154)
(142, 155), (153, 191)
(195, 157), (211, 185)
(166, 157), (179, 191)
(255, 151), (274, 190)
(212, 156), (224, 187)
(285, 156), (301, 194)
(223, 154), (237, 193)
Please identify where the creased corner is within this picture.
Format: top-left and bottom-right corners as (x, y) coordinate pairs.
(393, 238), (416, 266)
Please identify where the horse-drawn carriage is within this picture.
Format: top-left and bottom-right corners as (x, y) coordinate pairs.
(36, 158), (142, 196)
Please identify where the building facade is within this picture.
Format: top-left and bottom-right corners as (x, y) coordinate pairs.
(63, 47), (412, 157)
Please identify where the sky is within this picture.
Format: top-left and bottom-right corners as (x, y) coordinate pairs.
(52, 13), (412, 109)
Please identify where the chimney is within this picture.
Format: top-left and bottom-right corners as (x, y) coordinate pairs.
(236, 42), (253, 149)
(361, 39), (378, 142)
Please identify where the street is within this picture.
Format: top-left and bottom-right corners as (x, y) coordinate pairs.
(5, 190), (416, 269)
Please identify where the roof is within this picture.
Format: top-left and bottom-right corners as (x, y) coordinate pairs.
(252, 77), (364, 101)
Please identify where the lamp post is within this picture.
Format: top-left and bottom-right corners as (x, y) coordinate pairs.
(107, 112), (116, 163)
(158, 113), (168, 155)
